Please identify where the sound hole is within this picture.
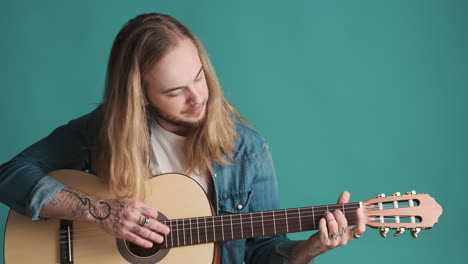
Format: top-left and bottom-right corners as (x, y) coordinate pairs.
(116, 212), (170, 264)
(125, 241), (163, 257)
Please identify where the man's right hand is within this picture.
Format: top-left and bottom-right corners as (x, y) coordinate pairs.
(41, 188), (171, 248)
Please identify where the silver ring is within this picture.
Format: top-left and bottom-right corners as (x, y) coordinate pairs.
(143, 216), (151, 227)
(352, 232), (362, 239)
(147, 231), (153, 240)
(329, 233), (339, 240)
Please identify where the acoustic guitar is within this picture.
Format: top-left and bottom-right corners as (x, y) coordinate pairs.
(4, 170), (443, 263)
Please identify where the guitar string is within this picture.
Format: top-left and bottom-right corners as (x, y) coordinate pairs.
(58, 213), (414, 242)
(59, 215), (363, 244)
(9, 201), (413, 229)
(54, 203), (420, 238)
(56, 212), (359, 240)
(56, 205), (361, 236)
(53, 203), (417, 235)
(9, 203), (410, 239)
(57, 213), (421, 245)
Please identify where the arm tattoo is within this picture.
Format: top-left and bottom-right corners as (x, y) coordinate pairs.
(113, 203), (127, 229)
(63, 189), (111, 220)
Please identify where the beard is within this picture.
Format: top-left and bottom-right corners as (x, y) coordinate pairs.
(147, 103), (205, 129)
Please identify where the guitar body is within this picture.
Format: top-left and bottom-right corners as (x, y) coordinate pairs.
(4, 170), (219, 264)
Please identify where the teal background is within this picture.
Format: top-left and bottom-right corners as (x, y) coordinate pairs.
(1, 0), (466, 263)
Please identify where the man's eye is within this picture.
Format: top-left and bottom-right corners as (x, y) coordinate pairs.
(196, 72), (204, 82)
(167, 91), (181, 97)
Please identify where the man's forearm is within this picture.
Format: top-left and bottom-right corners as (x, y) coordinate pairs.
(40, 187), (112, 223)
(288, 240), (321, 264)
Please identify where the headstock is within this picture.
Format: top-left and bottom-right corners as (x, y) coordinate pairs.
(363, 190), (442, 238)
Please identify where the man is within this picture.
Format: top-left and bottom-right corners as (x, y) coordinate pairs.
(0, 13), (365, 263)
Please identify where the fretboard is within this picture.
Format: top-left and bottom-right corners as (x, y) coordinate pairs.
(160, 202), (360, 248)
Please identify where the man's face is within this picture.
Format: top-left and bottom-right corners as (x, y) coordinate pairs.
(144, 38), (209, 135)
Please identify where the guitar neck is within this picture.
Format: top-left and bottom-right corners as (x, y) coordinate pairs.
(160, 202), (361, 248)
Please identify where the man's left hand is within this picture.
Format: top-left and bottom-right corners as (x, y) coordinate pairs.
(289, 191), (366, 263)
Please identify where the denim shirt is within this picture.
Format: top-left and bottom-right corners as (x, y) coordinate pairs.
(0, 107), (304, 264)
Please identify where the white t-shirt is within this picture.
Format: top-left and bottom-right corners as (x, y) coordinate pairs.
(148, 120), (213, 200)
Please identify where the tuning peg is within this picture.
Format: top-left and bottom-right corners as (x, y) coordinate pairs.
(406, 190), (416, 195)
(379, 227), (390, 238)
(394, 228), (405, 237)
(411, 228), (421, 238)
(377, 193), (386, 198)
(393, 192), (401, 196)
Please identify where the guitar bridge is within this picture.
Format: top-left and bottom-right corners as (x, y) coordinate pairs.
(59, 220), (74, 264)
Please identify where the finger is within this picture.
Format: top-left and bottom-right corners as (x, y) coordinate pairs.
(333, 209), (348, 246)
(139, 203), (159, 219)
(144, 228), (166, 244)
(333, 210), (348, 234)
(324, 211), (339, 245)
(147, 218), (171, 235)
(125, 231), (153, 248)
(337, 191), (350, 204)
(130, 222), (167, 244)
(134, 212), (170, 235)
(318, 217), (329, 245)
(350, 207), (366, 240)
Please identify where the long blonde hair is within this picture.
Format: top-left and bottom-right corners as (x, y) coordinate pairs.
(94, 13), (244, 199)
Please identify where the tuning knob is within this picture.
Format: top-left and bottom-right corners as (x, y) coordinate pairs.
(379, 227), (389, 238)
(406, 190), (416, 195)
(394, 228), (405, 237)
(393, 192), (401, 196)
(377, 193), (386, 198)
(411, 228), (421, 238)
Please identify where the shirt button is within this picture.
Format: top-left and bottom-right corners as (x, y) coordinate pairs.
(237, 204), (243, 210)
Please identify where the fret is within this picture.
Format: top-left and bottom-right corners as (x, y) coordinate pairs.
(204, 217), (208, 243)
(189, 218), (193, 245)
(273, 210), (276, 234)
(170, 220), (174, 248)
(212, 216), (216, 242)
(250, 213), (254, 237)
(196, 217), (200, 244)
(182, 219), (186, 246)
(298, 208), (302, 231)
(239, 214), (244, 238)
(176, 219), (180, 247)
(221, 215), (225, 241)
(312, 206), (316, 230)
(285, 209), (289, 233)
(261, 212), (265, 236)
(165, 220), (168, 248)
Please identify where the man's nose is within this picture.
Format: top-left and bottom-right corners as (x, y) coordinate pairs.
(187, 86), (202, 105)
